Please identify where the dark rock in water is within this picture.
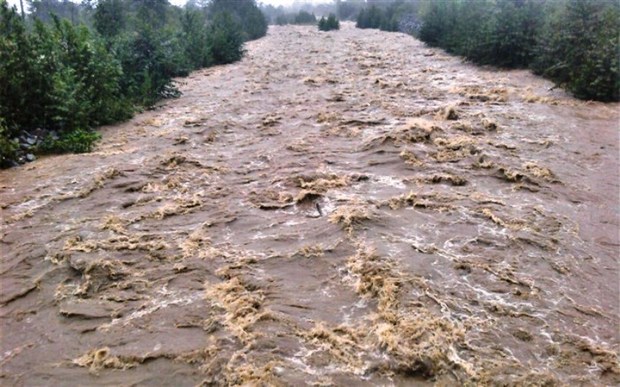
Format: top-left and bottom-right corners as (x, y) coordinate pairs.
(26, 153), (36, 162)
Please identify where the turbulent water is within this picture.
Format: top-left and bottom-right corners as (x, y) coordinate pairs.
(1, 23), (619, 386)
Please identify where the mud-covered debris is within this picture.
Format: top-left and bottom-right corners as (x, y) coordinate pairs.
(343, 245), (475, 379)
(385, 191), (457, 212)
(362, 118), (442, 150)
(450, 120), (479, 134)
(434, 135), (476, 150)
(453, 85), (509, 103)
(316, 111), (340, 123)
(205, 276), (267, 344)
(479, 208), (526, 230)
(399, 149), (423, 166)
(300, 322), (367, 373)
(100, 215), (127, 235)
(73, 347), (138, 374)
(432, 136), (479, 162)
(180, 227), (211, 258)
(296, 173), (350, 191)
(296, 244), (325, 258)
(63, 257), (133, 297)
(151, 197), (203, 220)
(262, 114), (282, 127)
(64, 234), (170, 254)
(414, 173), (468, 186)
(481, 118), (498, 131)
(437, 105), (459, 120)
(223, 359), (284, 387)
(523, 162), (557, 182)
(329, 202), (374, 234)
(250, 189), (294, 209)
(293, 189), (322, 205)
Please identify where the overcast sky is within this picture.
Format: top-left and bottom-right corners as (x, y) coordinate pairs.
(5, 0), (327, 10)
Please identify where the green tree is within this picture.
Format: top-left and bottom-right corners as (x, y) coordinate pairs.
(319, 13), (339, 31)
(208, 0), (266, 41)
(532, 0), (619, 100)
(93, 0), (125, 38)
(207, 11), (244, 64)
(180, 8), (211, 69)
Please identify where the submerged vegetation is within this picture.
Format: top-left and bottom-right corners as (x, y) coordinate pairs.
(0, 0), (266, 167)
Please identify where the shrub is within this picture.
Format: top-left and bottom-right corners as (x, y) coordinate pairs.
(39, 128), (101, 154)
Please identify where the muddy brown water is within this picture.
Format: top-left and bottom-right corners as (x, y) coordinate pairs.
(1, 23), (619, 386)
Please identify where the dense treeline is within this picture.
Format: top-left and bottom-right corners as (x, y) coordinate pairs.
(417, 0), (619, 101)
(0, 0), (266, 167)
(356, 2), (420, 33)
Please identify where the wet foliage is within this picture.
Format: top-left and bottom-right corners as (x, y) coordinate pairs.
(0, 0), (266, 167)
(416, 0), (619, 101)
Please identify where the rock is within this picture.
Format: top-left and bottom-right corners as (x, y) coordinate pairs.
(25, 136), (37, 146)
(26, 154), (36, 162)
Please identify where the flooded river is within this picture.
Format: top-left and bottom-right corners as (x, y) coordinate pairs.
(1, 23), (618, 385)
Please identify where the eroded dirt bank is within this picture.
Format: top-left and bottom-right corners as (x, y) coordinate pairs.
(1, 23), (619, 385)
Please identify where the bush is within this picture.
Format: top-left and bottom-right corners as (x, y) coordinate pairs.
(39, 128), (101, 154)
(319, 13), (340, 32)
